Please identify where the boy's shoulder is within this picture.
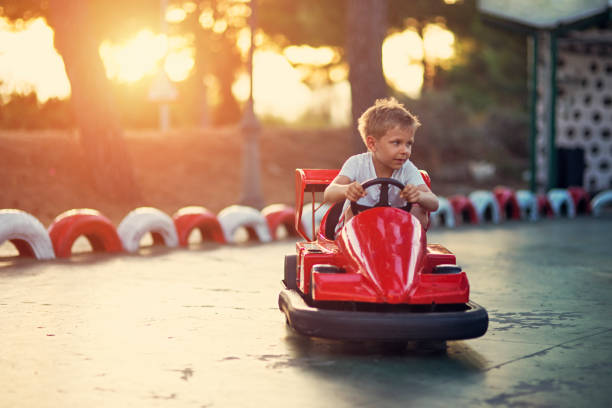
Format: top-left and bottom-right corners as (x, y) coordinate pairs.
(345, 152), (371, 163)
(340, 152), (372, 178)
(342, 152), (371, 168)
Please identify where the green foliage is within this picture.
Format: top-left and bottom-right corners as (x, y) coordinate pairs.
(399, 90), (529, 187)
(259, 0), (345, 47)
(401, 91), (479, 166)
(437, 15), (528, 113)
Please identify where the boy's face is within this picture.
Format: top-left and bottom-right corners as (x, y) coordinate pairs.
(366, 126), (415, 175)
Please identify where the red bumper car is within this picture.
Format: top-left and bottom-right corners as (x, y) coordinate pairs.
(278, 169), (488, 342)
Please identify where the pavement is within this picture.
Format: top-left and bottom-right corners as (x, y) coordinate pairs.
(1, 215), (611, 407)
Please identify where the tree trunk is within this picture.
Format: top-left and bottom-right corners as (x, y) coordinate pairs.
(346, 0), (388, 154)
(48, 0), (140, 202)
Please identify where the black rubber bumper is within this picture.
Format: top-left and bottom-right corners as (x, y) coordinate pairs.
(278, 288), (488, 341)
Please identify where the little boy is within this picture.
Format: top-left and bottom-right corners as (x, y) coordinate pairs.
(324, 97), (438, 229)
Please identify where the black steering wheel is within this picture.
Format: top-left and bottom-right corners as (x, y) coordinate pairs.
(350, 177), (413, 215)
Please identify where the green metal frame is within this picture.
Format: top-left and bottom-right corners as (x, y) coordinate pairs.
(547, 32), (558, 190)
(481, 7), (610, 192)
(529, 33), (538, 192)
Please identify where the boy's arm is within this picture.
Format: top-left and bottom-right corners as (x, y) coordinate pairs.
(324, 175), (365, 203)
(401, 184), (439, 212)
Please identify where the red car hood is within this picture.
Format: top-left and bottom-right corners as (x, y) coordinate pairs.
(337, 207), (426, 303)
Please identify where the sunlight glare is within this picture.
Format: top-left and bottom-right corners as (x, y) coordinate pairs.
(236, 27), (251, 57)
(382, 24), (454, 97)
(0, 14), (455, 124)
(166, 6), (187, 23)
(227, 3), (251, 19)
(423, 23), (455, 62)
(329, 64), (349, 83)
(100, 30), (194, 83)
(212, 19), (228, 34)
(310, 80), (351, 126)
(0, 17), (70, 102)
(283, 45), (337, 66)
(382, 29), (424, 98)
(164, 49), (195, 81)
(232, 50), (312, 121)
(183, 2), (197, 13)
(99, 30), (167, 83)
(199, 9), (215, 29)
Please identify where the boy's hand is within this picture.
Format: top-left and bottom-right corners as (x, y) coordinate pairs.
(400, 184), (421, 203)
(345, 182), (366, 202)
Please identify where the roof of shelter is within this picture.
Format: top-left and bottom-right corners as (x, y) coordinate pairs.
(477, 0), (610, 30)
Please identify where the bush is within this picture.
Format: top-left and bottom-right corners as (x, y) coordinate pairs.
(399, 91), (529, 189)
(0, 92), (73, 129)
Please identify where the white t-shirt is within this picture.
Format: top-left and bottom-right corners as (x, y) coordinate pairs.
(337, 152), (425, 222)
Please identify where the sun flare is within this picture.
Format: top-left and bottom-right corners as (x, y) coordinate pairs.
(0, 17), (70, 102)
(0, 16), (455, 123)
(383, 24), (455, 97)
(232, 50), (312, 121)
(99, 30), (167, 83)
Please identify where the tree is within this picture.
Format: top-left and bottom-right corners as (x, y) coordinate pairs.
(47, 0), (139, 200)
(169, 0), (247, 126)
(346, 0), (388, 153)
(2, 0), (157, 201)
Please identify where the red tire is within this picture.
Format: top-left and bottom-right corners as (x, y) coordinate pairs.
(172, 206), (225, 246)
(262, 204), (296, 240)
(48, 209), (122, 258)
(537, 194), (554, 218)
(567, 187), (591, 214)
(493, 187), (521, 220)
(448, 195), (479, 225)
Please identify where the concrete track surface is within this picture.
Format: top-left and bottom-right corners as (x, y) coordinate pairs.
(1, 216), (611, 407)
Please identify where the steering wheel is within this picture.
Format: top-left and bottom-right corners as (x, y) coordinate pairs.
(350, 177), (413, 215)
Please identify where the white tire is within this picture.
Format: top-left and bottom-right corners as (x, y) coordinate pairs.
(218, 205), (272, 243)
(300, 202), (331, 240)
(516, 190), (539, 222)
(0, 209), (55, 260)
(547, 189), (576, 218)
(590, 190), (612, 217)
(117, 207), (178, 253)
(430, 197), (456, 228)
(468, 190), (501, 224)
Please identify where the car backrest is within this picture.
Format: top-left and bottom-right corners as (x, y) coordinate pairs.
(295, 169), (340, 241)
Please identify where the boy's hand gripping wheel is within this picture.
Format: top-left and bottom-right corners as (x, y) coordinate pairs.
(350, 178), (413, 215)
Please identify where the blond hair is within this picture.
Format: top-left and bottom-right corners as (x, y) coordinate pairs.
(357, 97), (421, 144)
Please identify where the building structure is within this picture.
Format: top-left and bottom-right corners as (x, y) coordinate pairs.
(478, 0), (611, 193)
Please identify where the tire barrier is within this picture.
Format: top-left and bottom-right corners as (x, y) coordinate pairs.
(218, 205), (272, 243)
(468, 191), (501, 224)
(117, 207), (179, 253)
(0, 183), (602, 263)
(48, 209), (123, 258)
(591, 190), (612, 216)
(172, 206), (225, 246)
(547, 189), (576, 218)
(300, 202), (332, 240)
(430, 197), (456, 228)
(261, 204), (297, 240)
(448, 195), (479, 225)
(493, 187), (521, 221)
(567, 187), (591, 215)
(516, 190), (539, 222)
(0, 209), (55, 260)
(537, 194), (554, 218)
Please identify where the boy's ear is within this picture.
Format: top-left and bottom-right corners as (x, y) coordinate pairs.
(365, 135), (377, 151)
